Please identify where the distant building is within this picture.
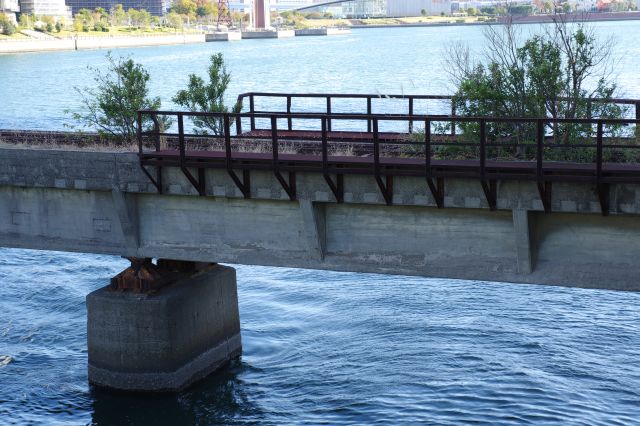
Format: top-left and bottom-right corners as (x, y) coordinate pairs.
(298, 0), (453, 18)
(572, 0), (597, 11)
(1, 0), (20, 22)
(19, 0), (72, 21)
(64, 0), (171, 16)
(386, 0), (451, 16)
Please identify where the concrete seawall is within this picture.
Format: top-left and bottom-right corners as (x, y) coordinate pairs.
(0, 34), (205, 54)
(1, 147), (640, 291)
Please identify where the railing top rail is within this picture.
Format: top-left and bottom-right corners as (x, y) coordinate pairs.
(236, 92), (640, 105)
(237, 92), (452, 100)
(137, 109), (640, 125)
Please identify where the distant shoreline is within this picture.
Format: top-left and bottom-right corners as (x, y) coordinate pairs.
(1, 11), (638, 54)
(351, 11), (640, 29)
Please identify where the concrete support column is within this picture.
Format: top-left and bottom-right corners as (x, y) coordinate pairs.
(512, 209), (533, 274)
(87, 264), (241, 392)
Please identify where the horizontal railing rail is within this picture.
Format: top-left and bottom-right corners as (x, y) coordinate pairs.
(235, 92), (640, 136)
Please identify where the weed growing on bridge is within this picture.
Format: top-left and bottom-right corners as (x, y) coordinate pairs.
(173, 53), (242, 136)
(68, 53), (168, 145)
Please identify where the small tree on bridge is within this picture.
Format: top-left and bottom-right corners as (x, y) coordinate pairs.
(173, 53), (242, 135)
(70, 53), (165, 145)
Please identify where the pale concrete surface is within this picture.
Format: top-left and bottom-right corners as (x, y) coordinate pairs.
(1, 147), (640, 290)
(87, 265), (241, 392)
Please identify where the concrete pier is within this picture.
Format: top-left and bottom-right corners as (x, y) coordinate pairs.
(294, 28), (351, 36)
(205, 32), (242, 42)
(86, 264), (241, 392)
(241, 30), (295, 39)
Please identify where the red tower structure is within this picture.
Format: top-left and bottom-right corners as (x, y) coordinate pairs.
(217, 0), (232, 29)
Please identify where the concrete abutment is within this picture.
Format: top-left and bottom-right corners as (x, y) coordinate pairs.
(87, 264), (241, 392)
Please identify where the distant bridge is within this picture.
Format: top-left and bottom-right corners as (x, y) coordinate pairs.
(293, 0), (354, 12)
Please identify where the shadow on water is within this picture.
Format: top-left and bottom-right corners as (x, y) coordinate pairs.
(89, 359), (263, 425)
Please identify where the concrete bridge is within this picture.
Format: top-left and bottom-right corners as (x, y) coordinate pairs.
(3, 146), (640, 290)
(2, 98), (640, 392)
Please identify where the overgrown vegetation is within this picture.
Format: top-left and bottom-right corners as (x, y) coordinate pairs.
(173, 53), (241, 135)
(0, 13), (16, 35)
(69, 53), (165, 144)
(440, 15), (631, 162)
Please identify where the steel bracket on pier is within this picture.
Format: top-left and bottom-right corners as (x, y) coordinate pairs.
(537, 181), (553, 213)
(181, 166), (206, 196)
(140, 164), (162, 194)
(597, 183), (610, 216)
(376, 175), (394, 206)
(427, 177), (444, 208)
(481, 180), (497, 211)
(111, 258), (216, 293)
(228, 169), (251, 199)
(275, 171), (297, 201)
(324, 173), (344, 203)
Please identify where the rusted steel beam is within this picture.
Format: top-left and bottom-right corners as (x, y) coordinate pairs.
(110, 258), (216, 293)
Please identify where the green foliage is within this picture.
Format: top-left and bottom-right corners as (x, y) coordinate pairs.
(173, 53), (241, 135)
(70, 53), (164, 144)
(446, 20), (626, 161)
(507, 5), (533, 15)
(166, 11), (183, 29)
(171, 0), (197, 16)
(18, 14), (32, 29)
(0, 13), (16, 35)
(110, 4), (127, 26)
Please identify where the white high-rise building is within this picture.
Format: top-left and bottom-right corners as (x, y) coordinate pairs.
(18, 0), (72, 21)
(1, 0), (20, 23)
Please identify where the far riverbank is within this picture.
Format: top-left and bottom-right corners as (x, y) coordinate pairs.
(2, 11), (640, 54)
(0, 33), (205, 54)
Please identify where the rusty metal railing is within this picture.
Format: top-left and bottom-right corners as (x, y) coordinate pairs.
(235, 92), (640, 136)
(137, 109), (640, 215)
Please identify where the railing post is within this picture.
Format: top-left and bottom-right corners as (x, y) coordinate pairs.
(451, 103), (456, 136)
(536, 119), (544, 181)
(408, 97), (414, 134)
(636, 102), (640, 140)
(137, 111), (143, 156)
(596, 120), (603, 184)
(224, 114), (232, 168)
(373, 118), (380, 174)
(367, 97), (372, 133)
(287, 95), (292, 131)
(178, 113), (185, 167)
(479, 118), (486, 179)
(235, 112), (242, 136)
(249, 95), (255, 131)
(321, 116), (328, 171)
(424, 119), (431, 177)
(271, 116), (279, 167)
(326, 96), (332, 132)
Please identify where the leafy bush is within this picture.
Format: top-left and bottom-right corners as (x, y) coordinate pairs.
(0, 14), (16, 35)
(70, 53), (166, 144)
(445, 17), (628, 162)
(173, 53), (241, 135)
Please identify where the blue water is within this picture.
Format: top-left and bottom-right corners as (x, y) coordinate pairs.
(2, 23), (640, 424)
(1, 248), (639, 424)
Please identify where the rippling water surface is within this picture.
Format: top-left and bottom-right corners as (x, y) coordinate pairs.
(2, 22), (640, 425)
(1, 248), (639, 424)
